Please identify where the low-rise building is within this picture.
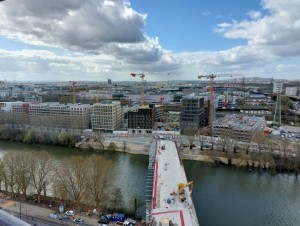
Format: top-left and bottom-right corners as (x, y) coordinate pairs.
(213, 114), (266, 142)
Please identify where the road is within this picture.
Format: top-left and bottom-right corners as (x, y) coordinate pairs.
(0, 198), (98, 226)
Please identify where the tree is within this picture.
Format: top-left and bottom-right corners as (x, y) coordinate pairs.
(85, 156), (114, 211)
(219, 130), (230, 152)
(108, 188), (124, 211)
(2, 153), (18, 196)
(28, 150), (53, 204)
(23, 130), (33, 144)
(93, 132), (105, 150)
(14, 152), (32, 200)
(122, 141), (127, 152)
(238, 98), (246, 107)
(108, 142), (117, 151)
(54, 156), (88, 212)
(197, 128), (208, 151)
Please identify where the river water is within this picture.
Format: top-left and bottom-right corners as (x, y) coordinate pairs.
(0, 140), (299, 226)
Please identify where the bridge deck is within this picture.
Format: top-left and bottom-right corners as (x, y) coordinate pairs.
(151, 139), (199, 226)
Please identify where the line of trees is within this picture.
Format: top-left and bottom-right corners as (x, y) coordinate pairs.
(187, 128), (300, 174)
(0, 124), (80, 147)
(0, 151), (128, 212)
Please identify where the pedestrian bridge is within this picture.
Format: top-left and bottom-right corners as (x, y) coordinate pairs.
(145, 137), (199, 226)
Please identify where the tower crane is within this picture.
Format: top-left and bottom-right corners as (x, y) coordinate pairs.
(130, 73), (145, 106)
(160, 96), (165, 122)
(69, 81), (77, 104)
(198, 74), (242, 135)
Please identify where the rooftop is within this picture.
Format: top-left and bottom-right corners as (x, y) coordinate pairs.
(213, 114), (265, 131)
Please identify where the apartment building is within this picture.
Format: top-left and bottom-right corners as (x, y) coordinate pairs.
(212, 114), (265, 142)
(179, 96), (209, 133)
(91, 100), (123, 133)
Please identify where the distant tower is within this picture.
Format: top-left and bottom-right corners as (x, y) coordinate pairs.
(273, 82), (283, 125)
(108, 79), (112, 84)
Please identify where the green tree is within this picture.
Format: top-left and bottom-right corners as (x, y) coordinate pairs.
(108, 188), (124, 211)
(23, 130), (33, 144)
(108, 142), (117, 151)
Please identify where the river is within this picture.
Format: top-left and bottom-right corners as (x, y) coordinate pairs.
(0, 140), (300, 226)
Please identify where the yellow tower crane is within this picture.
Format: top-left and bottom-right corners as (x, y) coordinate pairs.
(69, 81), (77, 104)
(130, 73), (146, 106)
(198, 74), (242, 135)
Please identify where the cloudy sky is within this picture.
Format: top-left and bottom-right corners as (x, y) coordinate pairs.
(0, 0), (299, 81)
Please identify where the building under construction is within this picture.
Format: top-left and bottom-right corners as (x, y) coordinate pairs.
(127, 104), (155, 134)
(179, 96), (209, 133)
(212, 114), (266, 142)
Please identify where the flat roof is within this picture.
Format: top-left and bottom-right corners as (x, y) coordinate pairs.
(151, 139), (199, 226)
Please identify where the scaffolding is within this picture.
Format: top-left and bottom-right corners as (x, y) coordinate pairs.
(145, 140), (157, 225)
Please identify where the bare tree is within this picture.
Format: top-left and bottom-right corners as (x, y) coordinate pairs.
(85, 155), (114, 211)
(197, 128), (208, 151)
(14, 152), (32, 200)
(2, 153), (18, 196)
(94, 132), (105, 150)
(28, 150), (53, 204)
(219, 130), (230, 152)
(54, 156), (88, 212)
(122, 141), (127, 152)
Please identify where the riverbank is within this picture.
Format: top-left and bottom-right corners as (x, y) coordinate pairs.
(76, 139), (274, 169)
(76, 138), (149, 155)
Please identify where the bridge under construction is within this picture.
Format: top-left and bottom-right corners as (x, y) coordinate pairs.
(145, 136), (199, 226)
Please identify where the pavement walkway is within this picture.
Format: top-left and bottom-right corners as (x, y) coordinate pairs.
(0, 197), (99, 225)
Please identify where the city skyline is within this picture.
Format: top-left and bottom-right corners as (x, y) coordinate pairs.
(0, 0), (300, 81)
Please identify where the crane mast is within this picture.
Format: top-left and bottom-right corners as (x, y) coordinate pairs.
(198, 74), (242, 135)
(130, 73), (145, 106)
(69, 81), (77, 104)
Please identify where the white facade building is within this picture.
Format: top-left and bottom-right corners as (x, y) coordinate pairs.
(91, 101), (123, 133)
(285, 87), (298, 96)
(273, 82), (283, 94)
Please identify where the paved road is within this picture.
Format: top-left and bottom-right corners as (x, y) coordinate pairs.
(0, 198), (98, 226)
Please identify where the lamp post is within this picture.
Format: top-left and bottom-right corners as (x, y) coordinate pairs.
(19, 201), (21, 219)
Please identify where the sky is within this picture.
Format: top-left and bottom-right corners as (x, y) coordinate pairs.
(0, 0), (300, 82)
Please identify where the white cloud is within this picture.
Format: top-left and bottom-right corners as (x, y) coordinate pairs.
(215, 0), (300, 57)
(247, 10), (262, 19)
(0, 0), (300, 81)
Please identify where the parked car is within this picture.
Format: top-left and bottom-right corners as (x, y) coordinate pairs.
(98, 216), (110, 224)
(74, 218), (84, 223)
(65, 210), (75, 216)
(59, 215), (70, 220)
